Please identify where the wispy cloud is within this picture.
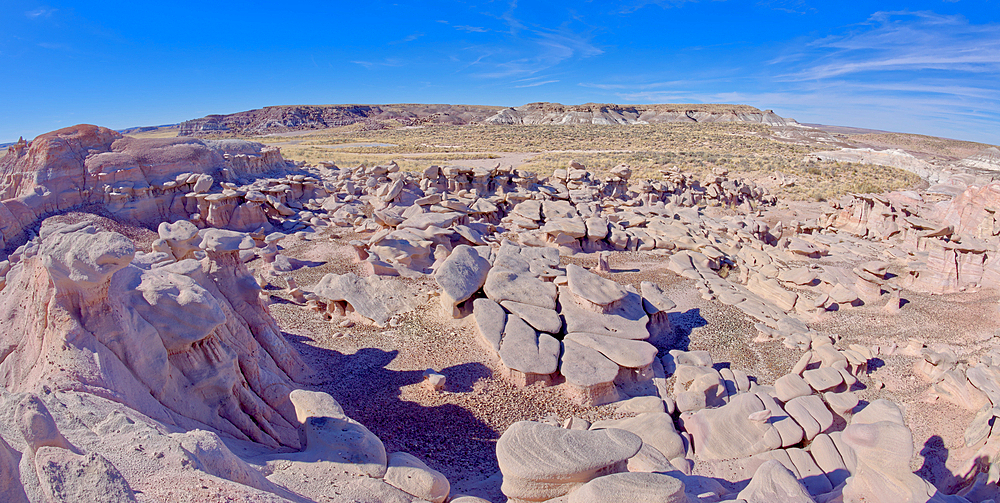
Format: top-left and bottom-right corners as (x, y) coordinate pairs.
(579, 11), (1000, 143)
(389, 33), (424, 45)
(514, 79), (559, 88)
(469, 22), (603, 77)
(351, 58), (406, 69)
(785, 11), (1000, 80)
(455, 25), (489, 33)
(616, 0), (698, 15)
(25, 7), (56, 19)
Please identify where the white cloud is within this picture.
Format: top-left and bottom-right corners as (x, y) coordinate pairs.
(25, 7), (56, 18)
(514, 79), (559, 88)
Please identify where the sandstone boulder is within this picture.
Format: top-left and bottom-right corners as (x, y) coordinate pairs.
(497, 421), (642, 501)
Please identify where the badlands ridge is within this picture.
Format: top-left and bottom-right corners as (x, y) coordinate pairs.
(0, 119), (998, 502)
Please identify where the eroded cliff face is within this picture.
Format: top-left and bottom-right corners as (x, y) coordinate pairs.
(482, 102), (796, 126)
(175, 102), (797, 136)
(0, 216), (309, 449)
(0, 125), (294, 250)
(178, 104), (506, 136)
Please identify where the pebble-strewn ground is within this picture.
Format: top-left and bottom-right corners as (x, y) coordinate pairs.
(261, 209), (1000, 499)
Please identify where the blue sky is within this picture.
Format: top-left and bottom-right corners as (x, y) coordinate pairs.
(2, 1), (998, 144)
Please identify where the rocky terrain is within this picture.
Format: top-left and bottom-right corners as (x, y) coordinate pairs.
(176, 103), (796, 137)
(1, 120), (999, 503)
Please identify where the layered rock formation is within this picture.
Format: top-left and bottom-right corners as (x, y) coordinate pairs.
(0, 215), (453, 501)
(482, 102), (796, 126)
(175, 102), (797, 136)
(0, 124), (319, 250)
(179, 104), (505, 136)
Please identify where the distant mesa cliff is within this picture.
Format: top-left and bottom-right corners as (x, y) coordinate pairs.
(482, 102), (796, 126)
(178, 102), (797, 136)
(178, 104), (504, 136)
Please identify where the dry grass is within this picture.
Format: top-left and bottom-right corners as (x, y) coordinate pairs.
(269, 123), (803, 156)
(276, 148), (499, 171)
(253, 123), (920, 201)
(521, 151), (922, 201)
(125, 127), (180, 139)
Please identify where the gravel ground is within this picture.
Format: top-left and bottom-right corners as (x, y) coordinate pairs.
(261, 214), (1000, 499)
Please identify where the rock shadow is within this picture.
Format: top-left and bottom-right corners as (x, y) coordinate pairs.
(662, 308), (708, 352)
(281, 335), (502, 488)
(917, 435), (960, 492)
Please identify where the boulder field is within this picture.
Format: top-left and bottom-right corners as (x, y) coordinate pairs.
(0, 124), (998, 502)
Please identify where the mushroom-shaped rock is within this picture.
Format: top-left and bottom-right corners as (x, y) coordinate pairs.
(314, 273), (408, 327)
(157, 220), (201, 260)
(497, 421), (642, 502)
(131, 269), (227, 352)
(39, 222), (135, 291)
(383, 452), (451, 503)
(560, 286), (650, 340)
(288, 390), (387, 478)
(560, 340), (621, 406)
(436, 245), (491, 317)
(567, 264), (629, 312)
(499, 315), (560, 383)
(568, 472), (687, 503)
(736, 459), (815, 503)
(640, 281), (676, 314)
(199, 229), (255, 253)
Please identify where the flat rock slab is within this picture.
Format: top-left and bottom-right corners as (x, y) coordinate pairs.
(473, 298), (506, 353)
(558, 340), (615, 387)
(802, 367), (845, 392)
(640, 281), (676, 314)
(568, 472), (687, 503)
(498, 315), (560, 376)
(591, 412), (686, 461)
(567, 264), (628, 308)
(314, 273), (412, 327)
(560, 287), (650, 340)
(383, 452), (450, 503)
(501, 300), (562, 334)
(436, 245), (491, 315)
(398, 212), (462, 230)
(484, 268), (557, 310)
(497, 421), (642, 502)
(565, 332), (658, 368)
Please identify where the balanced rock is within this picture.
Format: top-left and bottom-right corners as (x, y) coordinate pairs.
(560, 339), (621, 406)
(566, 264), (628, 312)
(497, 421), (642, 501)
(436, 245), (491, 317)
(498, 315), (560, 385)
